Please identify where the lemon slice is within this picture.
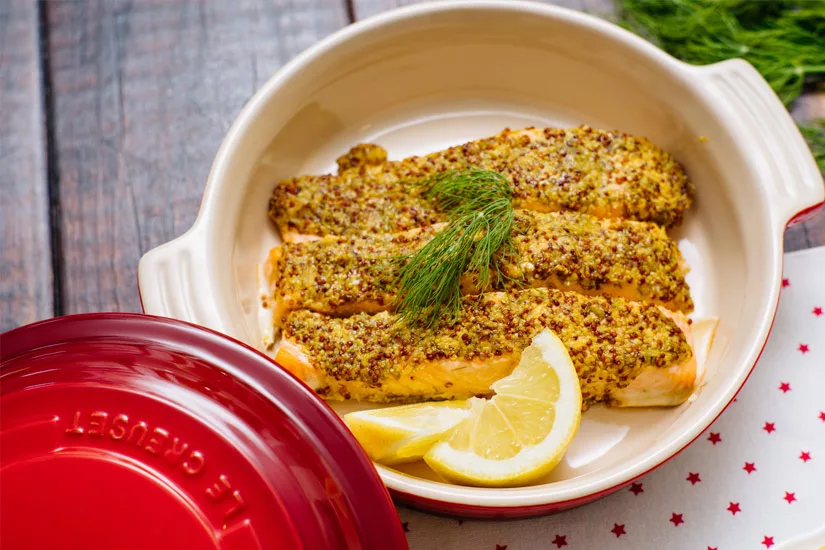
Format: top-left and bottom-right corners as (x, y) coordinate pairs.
(424, 329), (582, 487)
(344, 401), (471, 465)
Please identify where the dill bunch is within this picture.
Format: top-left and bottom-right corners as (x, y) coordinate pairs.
(393, 169), (517, 327)
(618, 0), (825, 106)
(617, 0), (825, 170)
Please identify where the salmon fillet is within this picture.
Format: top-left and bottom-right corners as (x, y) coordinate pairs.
(275, 288), (696, 408)
(265, 210), (693, 325)
(269, 126), (693, 242)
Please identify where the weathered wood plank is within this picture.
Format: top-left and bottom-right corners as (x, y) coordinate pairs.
(44, 0), (350, 315)
(352, 0), (616, 19)
(0, 0), (53, 331)
(351, 0), (824, 253)
(785, 212), (825, 253)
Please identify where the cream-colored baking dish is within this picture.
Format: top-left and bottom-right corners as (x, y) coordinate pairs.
(138, 0), (823, 517)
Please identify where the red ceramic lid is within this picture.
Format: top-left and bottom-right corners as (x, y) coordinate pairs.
(0, 313), (408, 550)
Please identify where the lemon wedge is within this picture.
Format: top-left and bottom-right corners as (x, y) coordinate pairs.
(423, 329), (582, 487)
(344, 401), (471, 465)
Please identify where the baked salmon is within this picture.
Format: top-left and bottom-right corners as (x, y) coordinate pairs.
(269, 126), (693, 242)
(265, 210), (693, 325)
(275, 288), (696, 408)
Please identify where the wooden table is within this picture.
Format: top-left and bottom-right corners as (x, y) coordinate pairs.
(2, 0), (823, 332)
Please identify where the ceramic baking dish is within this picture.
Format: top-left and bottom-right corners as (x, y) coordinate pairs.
(138, 0), (824, 517)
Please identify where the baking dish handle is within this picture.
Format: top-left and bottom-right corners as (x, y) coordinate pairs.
(137, 224), (228, 335)
(700, 59), (824, 226)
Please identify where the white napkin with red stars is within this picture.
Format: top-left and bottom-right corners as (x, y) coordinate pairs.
(398, 247), (825, 550)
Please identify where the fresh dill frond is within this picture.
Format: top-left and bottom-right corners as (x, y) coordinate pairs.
(617, 0), (825, 106)
(616, 0), (825, 171)
(393, 169), (516, 327)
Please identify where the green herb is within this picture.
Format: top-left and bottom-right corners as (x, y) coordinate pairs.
(616, 0), (825, 171)
(393, 169), (517, 327)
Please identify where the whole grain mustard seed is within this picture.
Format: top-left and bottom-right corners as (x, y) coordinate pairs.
(270, 210), (693, 317)
(282, 287), (693, 406)
(270, 126), (693, 238)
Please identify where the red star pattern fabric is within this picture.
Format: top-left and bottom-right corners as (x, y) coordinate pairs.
(782, 278), (790, 287)
(397, 251), (825, 549)
(813, 306), (823, 316)
(611, 524), (626, 538)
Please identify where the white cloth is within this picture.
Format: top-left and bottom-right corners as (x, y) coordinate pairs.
(399, 247), (825, 550)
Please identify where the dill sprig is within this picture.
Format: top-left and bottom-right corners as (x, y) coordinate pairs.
(393, 169), (516, 327)
(616, 0), (825, 171)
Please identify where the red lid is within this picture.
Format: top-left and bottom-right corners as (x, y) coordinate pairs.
(0, 313), (408, 550)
